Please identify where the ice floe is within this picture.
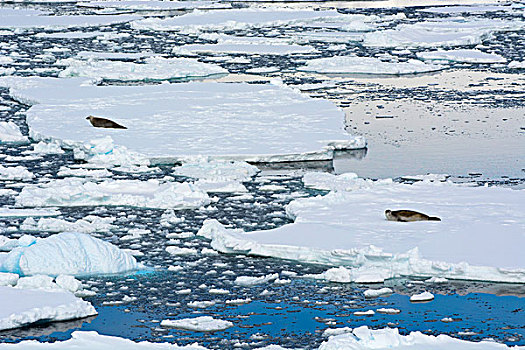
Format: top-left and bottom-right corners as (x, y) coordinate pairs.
(131, 9), (342, 33)
(410, 291), (435, 302)
(79, 0), (231, 11)
(20, 216), (116, 233)
(0, 76), (365, 163)
(15, 178), (210, 209)
(0, 232), (142, 276)
(0, 8), (140, 30)
(57, 57), (227, 81)
(160, 316), (233, 332)
(0, 165), (34, 180)
(364, 18), (525, 48)
(416, 49), (506, 64)
(0, 330), (208, 349)
(318, 325), (520, 349)
(198, 176), (525, 283)
(0, 121), (28, 144)
(235, 273), (279, 286)
(0, 286), (96, 331)
(363, 288), (393, 298)
(508, 61), (525, 69)
(298, 56), (444, 75)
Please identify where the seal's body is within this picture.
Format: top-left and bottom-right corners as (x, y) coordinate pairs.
(385, 209), (441, 222)
(86, 116), (127, 129)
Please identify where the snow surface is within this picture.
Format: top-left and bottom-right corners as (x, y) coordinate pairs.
(417, 49), (506, 63)
(79, 0), (231, 10)
(364, 18), (525, 48)
(318, 326), (522, 349)
(0, 286), (96, 331)
(15, 178), (210, 209)
(0, 331), (208, 349)
(0, 121), (28, 144)
(0, 76), (365, 163)
(0, 165), (34, 180)
(57, 57), (227, 81)
(198, 175), (525, 283)
(0, 232), (142, 276)
(298, 56), (444, 75)
(0, 208), (60, 217)
(160, 316), (233, 332)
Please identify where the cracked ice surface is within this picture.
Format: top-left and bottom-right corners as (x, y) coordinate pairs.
(198, 175), (525, 283)
(0, 77), (365, 163)
(0, 286), (97, 331)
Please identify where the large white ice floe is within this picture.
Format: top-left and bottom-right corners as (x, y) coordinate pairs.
(20, 216), (116, 233)
(0, 165), (34, 180)
(131, 9), (342, 33)
(416, 49), (506, 64)
(0, 331), (208, 349)
(197, 175), (525, 283)
(57, 57), (227, 81)
(79, 0), (231, 11)
(318, 326), (523, 349)
(160, 316), (233, 332)
(0, 208), (60, 218)
(0, 121), (28, 144)
(0, 76), (365, 163)
(298, 56), (444, 75)
(364, 18), (525, 48)
(0, 8), (140, 30)
(0, 232), (142, 276)
(15, 178), (210, 209)
(0, 286), (96, 331)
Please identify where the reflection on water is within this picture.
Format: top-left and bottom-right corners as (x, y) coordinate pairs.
(0, 316), (96, 341)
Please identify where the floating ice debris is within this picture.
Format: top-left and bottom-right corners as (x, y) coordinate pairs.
(57, 57), (227, 81)
(74, 51), (158, 60)
(131, 9), (342, 33)
(0, 208), (60, 217)
(353, 310), (375, 316)
(417, 49), (506, 64)
(161, 316), (233, 332)
(0, 286), (96, 331)
(0, 273), (18, 287)
(303, 172), (371, 192)
(166, 246), (198, 256)
(410, 291), (435, 302)
(74, 137), (149, 167)
(0, 235), (37, 252)
(235, 273), (279, 286)
(57, 166), (112, 178)
(198, 178), (525, 283)
(426, 276), (448, 283)
(20, 216), (116, 234)
(80, 0), (231, 10)
(0, 77), (365, 163)
(298, 56), (444, 75)
(0, 121), (28, 144)
(322, 327), (353, 337)
(0, 165), (34, 180)
(30, 141), (65, 154)
(225, 298), (251, 305)
(419, 5), (513, 14)
(34, 31), (109, 39)
(0, 330), (208, 349)
(376, 308), (401, 314)
(319, 325), (518, 349)
(363, 287), (393, 298)
(187, 300), (215, 309)
(0, 232), (142, 276)
(15, 178), (210, 210)
(0, 8), (140, 30)
(364, 18), (525, 48)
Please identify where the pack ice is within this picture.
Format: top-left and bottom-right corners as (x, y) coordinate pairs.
(0, 232), (142, 276)
(0, 286), (97, 331)
(0, 77), (365, 163)
(198, 174), (525, 283)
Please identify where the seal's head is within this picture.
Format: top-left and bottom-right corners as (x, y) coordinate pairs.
(86, 116), (92, 120)
(385, 209), (394, 221)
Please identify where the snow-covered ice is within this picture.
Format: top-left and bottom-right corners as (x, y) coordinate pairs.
(79, 0), (231, 11)
(131, 9), (342, 33)
(0, 165), (34, 180)
(20, 216), (116, 233)
(364, 18), (525, 48)
(235, 273), (279, 286)
(57, 57), (227, 81)
(160, 316), (233, 332)
(15, 178), (210, 209)
(0, 232), (142, 276)
(318, 326), (522, 349)
(0, 331), (208, 349)
(363, 288), (393, 298)
(416, 49), (506, 64)
(0, 121), (28, 144)
(0, 286), (96, 331)
(298, 56), (444, 75)
(0, 77), (365, 163)
(198, 176), (525, 283)
(410, 291), (435, 302)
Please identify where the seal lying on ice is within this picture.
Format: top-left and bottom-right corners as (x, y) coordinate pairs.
(86, 116), (127, 129)
(385, 209), (441, 222)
